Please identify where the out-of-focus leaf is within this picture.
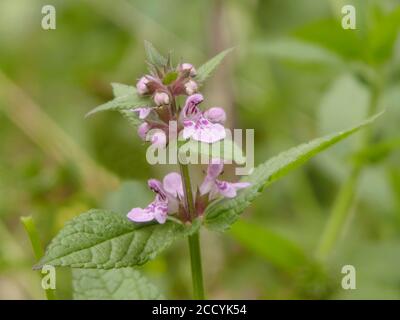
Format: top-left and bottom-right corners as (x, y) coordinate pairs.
(204, 113), (382, 231)
(144, 40), (167, 67)
(196, 48), (233, 83)
(35, 209), (199, 269)
(254, 38), (344, 66)
(103, 180), (153, 215)
(368, 7), (400, 63)
(294, 19), (363, 60)
(72, 267), (163, 300)
(229, 220), (311, 273)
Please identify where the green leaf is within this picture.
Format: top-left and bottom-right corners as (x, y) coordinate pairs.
(196, 48), (233, 83)
(144, 40), (167, 67)
(111, 82), (136, 97)
(72, 267), (164, 300)
(85, 83), (149, 128)
(177, 136), (246, 164)
(254, 38), (344, 66)
(229, 221), (312, 273)
(204, 113), (383, 231)
(162, 71), (178, 85)
(34, 209), (199, 269)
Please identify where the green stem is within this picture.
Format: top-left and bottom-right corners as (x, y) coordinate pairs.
(179, 163), (205, 299)
(315, 166), (361, 260)
(315, 75), (382, 261)
(20, 216), (56, 300)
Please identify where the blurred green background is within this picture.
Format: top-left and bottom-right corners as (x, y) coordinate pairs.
(1, 0), (400, 299)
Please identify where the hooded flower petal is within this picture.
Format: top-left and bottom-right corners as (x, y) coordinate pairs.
(204, 107), (226, 124)
(199, 162), (223, 195)
(181, 94), (204, 121)
(163, 172), (184, 199)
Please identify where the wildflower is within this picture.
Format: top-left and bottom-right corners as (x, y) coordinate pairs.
(127, 172), (183, 224)
(132, 107), (151, 119)
(137, 122), (151, 140)
(136, 76), (149, 95)
(184, 80), (198, 95)
(181, 94), (226, 143)
(199, 162), (250, 200)
(179, 63), (197, 77)
(203, 107), (226, 124)
(154, 91), (170, 105)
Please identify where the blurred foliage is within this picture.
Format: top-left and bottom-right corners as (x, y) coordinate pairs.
(0, 0), (399, 299)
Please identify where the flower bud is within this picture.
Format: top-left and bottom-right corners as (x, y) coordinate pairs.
(150, 130), (167, 148)
(137, 122), (150, 140)
(179, 63), (197, 77)
(184, 80), (198, 95)
(154, 92), (170, 106)
(136, 76), (149, 95)
(203, 107), (226, 124)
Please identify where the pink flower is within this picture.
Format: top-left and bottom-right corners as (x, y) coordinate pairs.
(154, 92), (170, 105)
(136, 77), (149, 95)
(203, 107), (226, 124)
(149, 129), (167, 148)
(199, 162), (250, 200)
(137, 122), (150, 140)
(184, 80), (198, 95)
(179, 63), (197, 77)
(132, 107), (151, 119)
(181, 94), (226, 143)
(127, 172), (184, 224)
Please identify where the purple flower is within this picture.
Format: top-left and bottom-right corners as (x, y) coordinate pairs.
(137, 122), (150, 140)
(136, 76), (149, 95)
(154, 92), (170, 106)
(132, 107), (151, 119)
(184, 80), (198, 95)
(181, 94), (226, 143)
(203, 107), (226, 124)
(199, 162), (250, 200)
(149, 129), (167, 148)
(179, 63), (197, 77)
(127, 172), (184, 224)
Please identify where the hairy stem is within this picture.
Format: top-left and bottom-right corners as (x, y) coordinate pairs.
(20, 216), (56, 300)
(179, 163), (205, 299)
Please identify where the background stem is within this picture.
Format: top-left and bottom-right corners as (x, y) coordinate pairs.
(315, 75), (382, 260)
(20, 216), (56, 300)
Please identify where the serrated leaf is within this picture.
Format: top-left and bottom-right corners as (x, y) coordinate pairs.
(111, 82), (136, 97)
(254, 38), (344, 66)
(35, 209), (199, 269)
(144, 40), (167, 67)
(85, 84), (147, 118)
(204, 113), (383, 231)
(196, 48), (233, 83)
(72, 267), (164, 300)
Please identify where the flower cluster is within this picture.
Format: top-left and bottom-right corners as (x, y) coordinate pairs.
(127, 59), (249, 224)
